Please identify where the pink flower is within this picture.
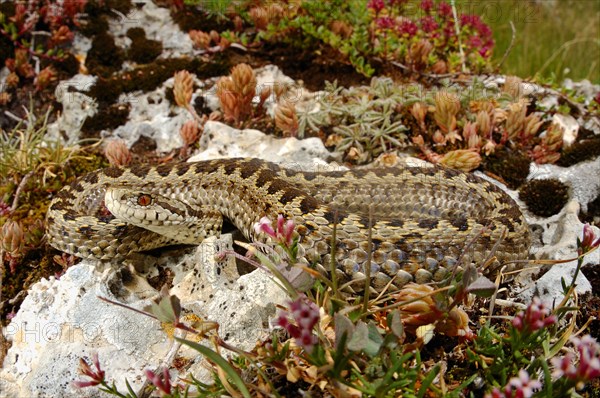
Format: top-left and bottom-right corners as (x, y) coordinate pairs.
(276, 294), (320, 353)
(397, 20), (418, 36)
(73, 353), (105, 388)
(254, 216), (276, 237)
(551, 335), (600, 386)
(254, 215), (296, 247)
(512, 297), (557, 333)
(145, 368), (173, 395)
(579, 223), (600, 255)
(485, 369), (542, 398)
(479, 44), (493, 57)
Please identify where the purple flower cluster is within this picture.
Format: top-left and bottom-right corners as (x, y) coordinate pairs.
(459, 14), (494, 56)
(437, 1), (452, 17)
(419, 15), (439, 33)
(376, 16), (395, 30)
(370, 0), (494, 64)
(512, 297), (557, 333)
(398, 20), (418, 36)
(551, 335), (600, 387)
(367, 0), (386, 13)
(276, 294), (320, 353)
(420, 0), (434, 12)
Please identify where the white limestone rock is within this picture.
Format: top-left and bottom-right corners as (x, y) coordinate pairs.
(108, 0), (194, 58)
(516, 158), (600, 304)
(105, 82), (189, 153)
(190, 121), (333, 169)
(1, 234), (289, 397)
(49, 74), (98, 144)
(0, 263), (167, 397)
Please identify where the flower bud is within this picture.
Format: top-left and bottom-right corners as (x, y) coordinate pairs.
(431, 60), (447, 74)
(173, 70), (194, 108)
(209, 30), (220, 43)
(439, 149), (481, 171)
(249, 7), (269, 30)
(433, 91), (460, 134)
(35, 66), (56, 91)
(523, 113), (543, 140)
(476, 110), (491, 136)
(432, 130), (445, 144)
(275, 101), (299, 137)
(505, 99), (527, 139)
(394, 283), (472, 338)
(231, 63), (256, 99)
(189, 30), (211, 49)
(0, 92), (11, 105)
(410, 102), (427, 131)
(5, 72), (19, 87)
(104, 139), (132, 166)
(1, 220), (24, 259)
(179, 120), (200, 147)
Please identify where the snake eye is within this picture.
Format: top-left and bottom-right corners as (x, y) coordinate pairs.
(137, 194), (152, 206)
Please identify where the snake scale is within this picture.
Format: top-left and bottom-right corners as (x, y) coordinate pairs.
(46, 157), (530, 293)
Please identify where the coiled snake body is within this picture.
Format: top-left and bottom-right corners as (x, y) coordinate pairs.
(46, 158), (530, 292)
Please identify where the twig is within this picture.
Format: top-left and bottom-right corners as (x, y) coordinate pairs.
(362, 205), (373, 313)
(9, 171), (34, 213)
(496, 21), (517, 72)
(450, 0), (466, 73)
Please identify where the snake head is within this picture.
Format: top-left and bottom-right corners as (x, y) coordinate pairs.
(104, 188), (222, 243)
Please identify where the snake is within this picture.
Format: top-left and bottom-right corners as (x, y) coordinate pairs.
(46, 157), (530, 293)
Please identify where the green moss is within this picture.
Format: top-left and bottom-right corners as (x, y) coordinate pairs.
(482, 148), (531, 190)
(519, 179), (570, 217)
(556, 137), (600, 167)
(126, 27), (162, 64)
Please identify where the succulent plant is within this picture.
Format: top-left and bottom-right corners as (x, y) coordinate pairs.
(104, 139), (132, 167)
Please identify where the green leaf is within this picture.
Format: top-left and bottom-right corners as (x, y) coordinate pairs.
(462, 263), (478, 288)
(417, 364), (440, 398)
(467, 276), (497, 298)
(334, 313), (354, 350)
(362, 323), (384, 357)
(388, 310), (404, 338)
(146, 292), (181, 324)
(176, 338), (251, 398)
(347, 320), (368, 352)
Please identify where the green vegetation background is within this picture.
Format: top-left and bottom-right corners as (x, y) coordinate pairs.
(464, 0), (599, 84)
